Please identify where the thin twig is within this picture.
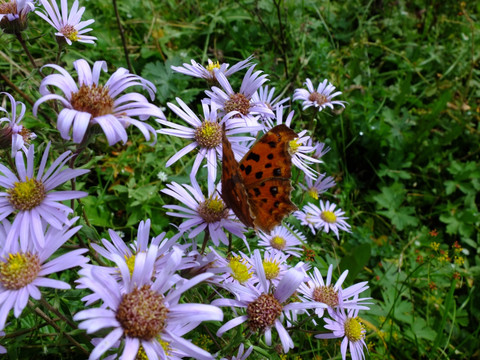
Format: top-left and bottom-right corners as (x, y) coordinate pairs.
(39, 297), (78, 331)
(15, 32), (39, 71)
(29, 300), (90, 355)
(273, 0), (289, 78)
(112, 0), (133, 73)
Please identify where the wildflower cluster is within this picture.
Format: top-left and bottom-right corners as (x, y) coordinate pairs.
(0, 1), (373, 358)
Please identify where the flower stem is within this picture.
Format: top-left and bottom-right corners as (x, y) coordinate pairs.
(15, 32), (42, 75)
(112, 0), (133, 73)
(200, 226), (211, 254)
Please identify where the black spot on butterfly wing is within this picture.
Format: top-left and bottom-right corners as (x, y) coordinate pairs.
(270, 186), (278, 197)
(246, 152), (261, 162)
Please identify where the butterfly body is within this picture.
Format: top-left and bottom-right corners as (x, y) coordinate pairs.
(221, 124), (298, 234)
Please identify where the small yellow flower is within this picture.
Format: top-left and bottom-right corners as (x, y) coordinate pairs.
(454, 256), (464, 266)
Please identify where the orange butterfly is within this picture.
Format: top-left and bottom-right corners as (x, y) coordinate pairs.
(221, 124), (298, 234)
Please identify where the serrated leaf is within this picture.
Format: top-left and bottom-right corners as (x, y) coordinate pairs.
(373, 183), (406, 209)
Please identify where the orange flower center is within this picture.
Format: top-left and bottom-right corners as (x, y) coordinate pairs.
(224, 93), (250, 116)
(308, 91), (328, 105)
(312, 285), (339, 307)
(70, 83), (114, 118)
(247, 293), (282, 332)
(194, 121), (222, 148)
(116, 285), (169, 340)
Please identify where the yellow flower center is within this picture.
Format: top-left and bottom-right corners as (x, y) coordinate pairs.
(61, 24), (79, 41)
(206, 60), (221, 73)
(197, 195), (228, 223)
(263, 259), (280, 280)
(344, 316), (366, 342)
(308, 187), (319, 200)
(124, 254), (136, 276)
(136, 345), (148, 360)
(270, 235), (286, 250)
(70, 83), (114, 118)
(288, 139), (300, 154)
(320, 210), (337, 224)
(194, 121), (222, 148)
(0, 252), (41, 290)
(7, 177), (46, 211)
(156, 337), (172, 357)
(228, 256), (252, 284)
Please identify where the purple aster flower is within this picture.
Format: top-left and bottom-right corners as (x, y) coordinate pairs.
(294, 208), (317, 234)
(305, 137), (331, 160)
(0, 92), (36, 157)
(161, 180), (246, 247)
(293, 78), (346, 112)
(249, 249), (310, 288)
(0, 0), (34, 34)
(315, 305), (368, 360)
(0, 217), (87, 330)
(158, 99), (254, 194)
(205, 64), (274, 126)
(297, 200), (351, 238)
(78, 232), (187, 308)
(298, 264), (370, 319)
(35, 0), (97, 45)
(74, 245), (223, 360)
(252, 85), (290, 126)
(209, 249), (256, 286)
(299, 173), (336, 200)
(33, 59), (163, 146)
(258, 224), (305, 258)
(90, 219), (191, 279)
(0, 143), (89, 249)
(171, 55), (253, 84)
(213, 249), (324, 353)
(92, 219), (180, 263)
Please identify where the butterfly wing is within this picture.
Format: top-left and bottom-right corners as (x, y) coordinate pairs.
(246, 178), (298, 233)
(239, 124), (299, 233)
(221, 128), (256, 229)
(239, 124), (298, 185)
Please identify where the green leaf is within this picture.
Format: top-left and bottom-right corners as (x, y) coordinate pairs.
(339, 243), (371, 281)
